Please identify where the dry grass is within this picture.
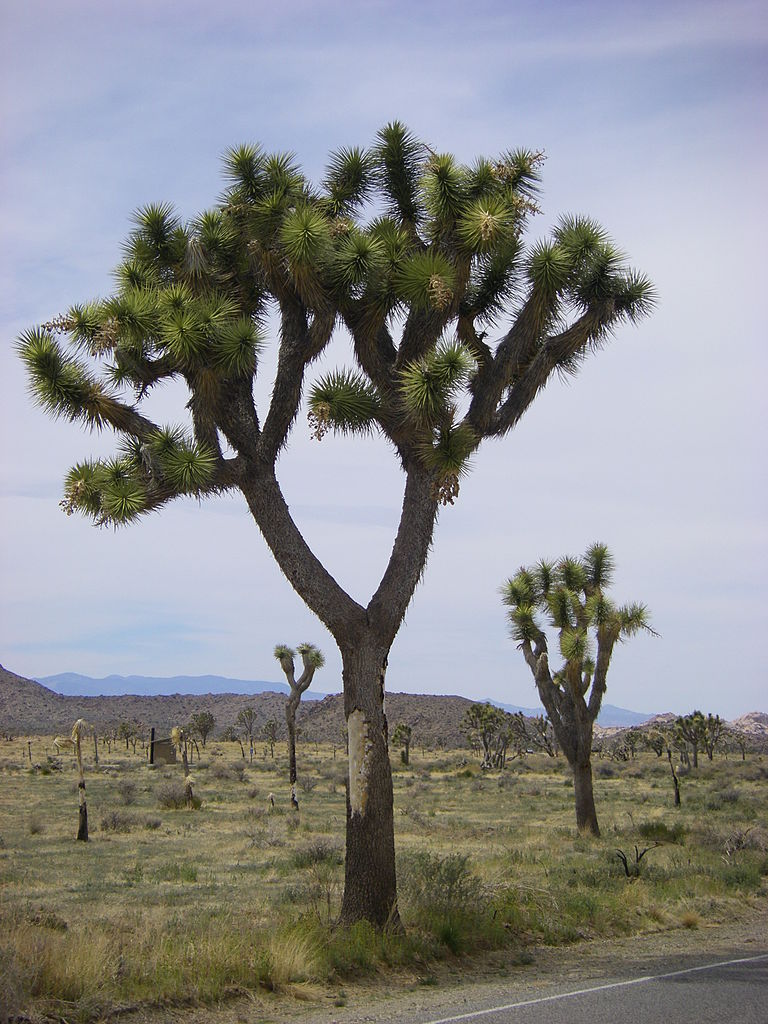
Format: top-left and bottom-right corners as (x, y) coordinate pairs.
(0, 737), (766, 1020)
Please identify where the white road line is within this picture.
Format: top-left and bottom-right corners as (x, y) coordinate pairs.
(419, 952), (768, 1024)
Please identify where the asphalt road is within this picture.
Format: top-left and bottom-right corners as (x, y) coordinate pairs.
(416, 953), (768, 1024)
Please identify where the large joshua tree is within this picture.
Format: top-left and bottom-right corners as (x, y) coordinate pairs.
(502, 543), (656, 835)
(18, 123), (654, 924)
(274, 642), (325, 807)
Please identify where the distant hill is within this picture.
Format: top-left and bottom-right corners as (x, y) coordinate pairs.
(2, 664), (761, 746)
(488, 697), (652, 728)
(39, 672), (325, 700)
(38, 673), (651, 728)
(0, 666), (477, 746)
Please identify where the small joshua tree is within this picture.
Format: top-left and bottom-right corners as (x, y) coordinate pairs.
(190, 711), (216, 747)
(236, 706), (258, 762)
(171, 726), (195, 808)
(274, 642), (324, 807)
(461, 702), (508, 770)
(262, 719), (279, 758)
(391, 722), (413, 765)
(72, 718), (92, 841)
(503, 543), (656, 835)
(675, 711), (706, 769)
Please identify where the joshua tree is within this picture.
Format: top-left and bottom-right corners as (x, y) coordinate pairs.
(18, 124), (653, 925)
(461, 702), (508, 770)
(274, 642), (324, 807)
(642, 729), (666, 757)
(171, 726), (195, 807)
(190, 711), (216, 747)
(503, 543), (656, 835)
(703, 713), (724, 760)
(71, 718), (92, 841)
(262, 718), (279, 759)
(525, 713), (558, 757)
(391, 722), (413, 765)
(236, 706), (258, 762)
(675, 711), (706, 769)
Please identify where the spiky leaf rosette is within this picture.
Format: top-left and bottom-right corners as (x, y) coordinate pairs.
(308, 370), (380, 439)
(274, 644), (296, 677)
(394, 252), (456, 312)
(374, 121), (425, 226)
(323, 146), (376, 216)
(399, 341), (475, 427)
(296, 642), (325, 670)
(417, 422), (477, 505)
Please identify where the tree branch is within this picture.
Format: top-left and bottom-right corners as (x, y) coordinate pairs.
(258, 302), (335, 464)
(366, 464), (440, 646)
(240, 470), (366, 640)
(486, 301), (615, 437)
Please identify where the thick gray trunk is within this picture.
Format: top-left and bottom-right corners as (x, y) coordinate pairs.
(573, 760), (599, 836)
(339, 641), (401, 929)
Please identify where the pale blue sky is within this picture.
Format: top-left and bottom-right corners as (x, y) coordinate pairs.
(1, 0), (766, 717)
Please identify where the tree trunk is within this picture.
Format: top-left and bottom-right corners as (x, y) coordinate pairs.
(77, 781), (88, 841)
(573, 760), (600, 836)
(339, 641), (401, 929)
(286, 694), (300, 808)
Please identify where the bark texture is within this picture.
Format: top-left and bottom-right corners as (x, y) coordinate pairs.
(339, 642), (400, 929)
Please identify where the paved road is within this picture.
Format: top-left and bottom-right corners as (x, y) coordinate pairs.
(416, 953), (768, 1024)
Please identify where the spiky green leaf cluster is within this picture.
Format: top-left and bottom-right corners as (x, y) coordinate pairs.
(308, 370), (381, 437)
(19, 124), (654, 533)
(399, 341), (475, 426)
(502, 545), (654, 684)
(296, 642), (325, 669)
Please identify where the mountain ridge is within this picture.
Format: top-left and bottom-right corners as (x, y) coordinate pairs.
(38, 671), (651, 727)
(1, 666), (763, 742)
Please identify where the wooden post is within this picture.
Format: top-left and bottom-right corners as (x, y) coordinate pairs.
(149, 727), (155, 765)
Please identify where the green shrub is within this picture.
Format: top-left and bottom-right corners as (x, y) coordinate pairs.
(637, 820), (686, 844)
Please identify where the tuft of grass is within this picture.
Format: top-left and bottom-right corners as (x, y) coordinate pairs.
(260, 929), (323, 990)
(680, 910), (701, 929)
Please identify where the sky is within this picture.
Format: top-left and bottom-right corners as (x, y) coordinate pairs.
(1, 0), (766, 719)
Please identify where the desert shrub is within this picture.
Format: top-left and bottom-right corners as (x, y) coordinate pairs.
(156, 781), (189, 809)
(595, 763), (616, 778)
(637, 820), (686, 844)
(144, 816), (162, 830)
(246, 786), (260, 800)
(396, 851), (504, 952)
(292, 839), (342, 870)
(718, 862), (762, 890)
(298, 776), (318, 793)
(116, 779), (137, 805)
(210, 763), (233, 780)
(28, 815), (43, 835)
(100, 810), (137, 833)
